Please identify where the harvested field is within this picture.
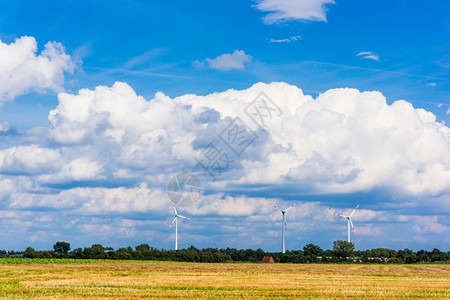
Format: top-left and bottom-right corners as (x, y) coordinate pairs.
(0, 261), (449, 299)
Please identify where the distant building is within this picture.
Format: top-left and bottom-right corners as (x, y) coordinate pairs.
(379, 257), (389, 263)
(262, 256), (274, 263)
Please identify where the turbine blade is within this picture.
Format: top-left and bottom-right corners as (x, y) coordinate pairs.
(270, 202), (282, 212)
(171, 202), (178, 215)
(349, 218), (355, 233)
(284, 202), (298, 212)
(349, 204), (360, 217)
(178, 215), (191, 220)
(335, 212), (347, 218)
(168, 216), (177, 229)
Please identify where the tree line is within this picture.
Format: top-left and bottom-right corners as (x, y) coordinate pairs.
(1, 241), (448, 264)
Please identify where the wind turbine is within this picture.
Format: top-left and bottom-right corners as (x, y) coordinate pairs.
(334, 204), (359, 243)
(168, 201), (191, 250)
(270, 202), (297, 254)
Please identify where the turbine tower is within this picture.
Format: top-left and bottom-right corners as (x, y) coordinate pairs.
(168, 201), (191, 250)
(271, 202), (297, 254)
(334, 204), (359, 242)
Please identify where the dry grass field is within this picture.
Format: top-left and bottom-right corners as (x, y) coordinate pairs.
(0, 261), (449, 299)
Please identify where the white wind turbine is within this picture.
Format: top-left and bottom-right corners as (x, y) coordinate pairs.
(334, 204), (360, 243)
(270, 202), (297, 254)
(168, 201), (191, 250)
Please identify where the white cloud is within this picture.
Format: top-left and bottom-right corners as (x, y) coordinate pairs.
(354, 224), (383, 237)
(0, 36), (75, 105)
(0, 176), (33, 203)
(0, 122), (9, 132)
(356, 51), (380, 61)
(0, 81), (449, 211)
(195, 50), (252, 71)
(447, 108), (450, 115)
(45, 82), (199, 185)
(0, 145), (62, 174)
(38, 158), (105, 184)
(174, 82), (448, 197)
(8, 183), (167, 212)
(333, 207), (381, 222)
(0, 121), (17, 137)
(187, 194), (274, 216)
(411, 216), (449, 234)
(269, 35), (301, 43)
(254, 0), (335, 24)
(0, 175), (448, 250)
(266, 89), (450, 196)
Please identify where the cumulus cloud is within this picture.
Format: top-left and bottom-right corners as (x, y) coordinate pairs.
(1, 172), (448, 249)
(0, 145), (61, 174)
(410, 216), (449, 234)
(254, 0), (335, 24)
(0, 36), (75, 105)
(37, 158), (105, 184)
(46, 82), (200, 186)
(194, 50), (252, 71)
(356, 51), (379, 61)
(244, 87), (448, 196)
(0, 80), (449, 224)
(8, 183), (167, 213)
(4, 81), (445, 198)
(353, 224), (383, 237)
(187, 194), (274, 216)
(174, 82), (450, 197)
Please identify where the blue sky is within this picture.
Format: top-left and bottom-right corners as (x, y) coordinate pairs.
(0, 0), (449, 252)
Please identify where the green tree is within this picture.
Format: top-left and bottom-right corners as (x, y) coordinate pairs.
(135, 244), (150, 252)
(114, 248), (133, 259)
(135, 244), (152, 260)
(69, 248), (84, 259)
(23, 247), (35, 258)
(388, 257), (402, 264)
(255, 248), (265, 261)
(430, 248), (443, 262)
(83, 244), (105, 259)
(37, 251), (53, 258)
(303, 244), (324, 262)
(417, 250), (431, 262)
(91, 244), (105, 258)
(53, 241), (71, 254)
(332, 240), (355, 261)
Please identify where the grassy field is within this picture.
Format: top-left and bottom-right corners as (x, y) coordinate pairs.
(0, 260), (449, 299)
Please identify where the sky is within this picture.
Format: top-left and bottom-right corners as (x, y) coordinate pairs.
(0, 0), (449, 252)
